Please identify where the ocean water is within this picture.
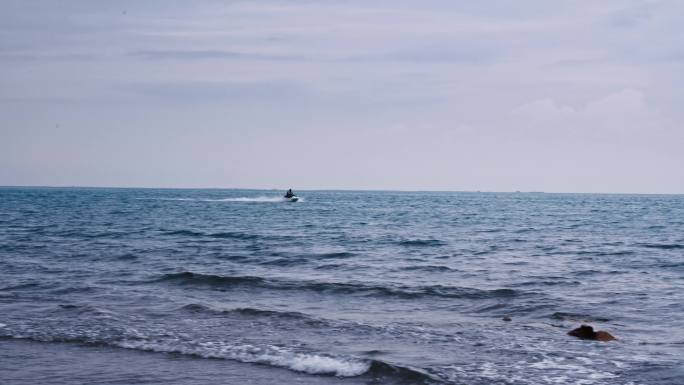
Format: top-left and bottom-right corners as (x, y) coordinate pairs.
(1, 187), (683, 385)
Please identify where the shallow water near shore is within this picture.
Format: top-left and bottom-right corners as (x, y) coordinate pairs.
(1, 188), (683, 384)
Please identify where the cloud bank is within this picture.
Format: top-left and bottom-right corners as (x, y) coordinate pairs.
(1, 0), (683, 193)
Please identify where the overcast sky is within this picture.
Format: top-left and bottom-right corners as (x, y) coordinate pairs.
(1, 0), (683, 193)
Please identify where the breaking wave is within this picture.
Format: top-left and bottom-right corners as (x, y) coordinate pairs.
(118, 339), (370, 377)
(0, 328), (435, 382)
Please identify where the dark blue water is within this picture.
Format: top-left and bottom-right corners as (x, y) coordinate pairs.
(1, 188), (683, 385)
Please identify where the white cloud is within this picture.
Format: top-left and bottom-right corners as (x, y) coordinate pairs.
(511, 88), (675, 141)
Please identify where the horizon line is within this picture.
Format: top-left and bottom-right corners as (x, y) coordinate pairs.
(0, 184), (682, 196)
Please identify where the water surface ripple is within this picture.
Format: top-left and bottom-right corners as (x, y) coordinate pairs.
(1, 188), (683, 385)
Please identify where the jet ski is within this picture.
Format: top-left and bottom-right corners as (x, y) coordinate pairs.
(283, 189), (298, 202)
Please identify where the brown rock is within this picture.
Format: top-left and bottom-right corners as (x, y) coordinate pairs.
(595, 331), (616, 341)
(568, 324), (616, 341)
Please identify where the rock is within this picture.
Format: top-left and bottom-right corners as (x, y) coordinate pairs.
(568, 324), (615, 341)
(595, 331), (616, 341)
(568, 324), (595, 339)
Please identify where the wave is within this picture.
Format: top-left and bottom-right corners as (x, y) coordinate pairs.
(158, 272), (265, 286)
(49, 285), (100, 295)
(259, 257), (309, 267)
(473, 301), (556, 316)
(179, 303), (315, 320)
(572, 269), (627, 276)
(0, 330), (432, 381)
(177, 304), (329, 327)
(0, 282), (42, 291)
(161, 229), (260, 240)
(121, 340), (371, 378)
(174, 303), (462, 346)
(550, 312), (610, 323)
(314, 263), (352, 270)
(115, 253), (138, 260)
(259, 252), (356, 266)
(162, 229), (204, 237)
(658, 262), (684, 268)
(398, 265), (455, 272)
(155, 271), (521, 300)
(312, 251), (356, 259)
(510, 278), (581, 287)
(368, 360), (438, 384)
(29, 229), (135, 240)
(1, 332), (368, 377)
(398, 239), (446, 247)
(56, 304), (120, 319)
(576, 250), (635, 257)
(209, 232), (260, 240)
(637, 243), (683, 250)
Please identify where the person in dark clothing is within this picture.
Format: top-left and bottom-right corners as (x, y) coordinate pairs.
(284, 189), (294, 198)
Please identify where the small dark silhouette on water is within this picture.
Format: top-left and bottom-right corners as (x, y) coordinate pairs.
(284, 189), (294, 198)
(568, 325), (616, 341)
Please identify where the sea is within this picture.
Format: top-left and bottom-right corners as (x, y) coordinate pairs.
(1, 187), (682, 385)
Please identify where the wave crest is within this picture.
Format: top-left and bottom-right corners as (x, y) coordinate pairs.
(637, 243), (683, 250)
(157, 272), (264, 286)
(154, 271), (521, 300)
(177, 303), (323, 324)
(161, 230), (259, 240)
(399, 239), (446, 247)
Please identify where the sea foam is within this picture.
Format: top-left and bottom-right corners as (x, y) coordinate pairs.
(117, 339), (370, 377)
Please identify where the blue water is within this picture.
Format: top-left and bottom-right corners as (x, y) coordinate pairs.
(1, 188), (683, 385)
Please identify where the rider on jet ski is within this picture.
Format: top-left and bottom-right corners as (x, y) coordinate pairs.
(284, 189), (294, 198)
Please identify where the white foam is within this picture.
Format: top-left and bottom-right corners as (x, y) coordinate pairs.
(135, 198), (196, 201)
(139, 196), (301, 203)
(217, 197), (290, 203)
(117, 340), (369, 377)
(0, 323), (6, 328)
(263, 349), (369, 376)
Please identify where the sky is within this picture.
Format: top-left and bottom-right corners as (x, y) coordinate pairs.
(1, 0), (683, 193)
